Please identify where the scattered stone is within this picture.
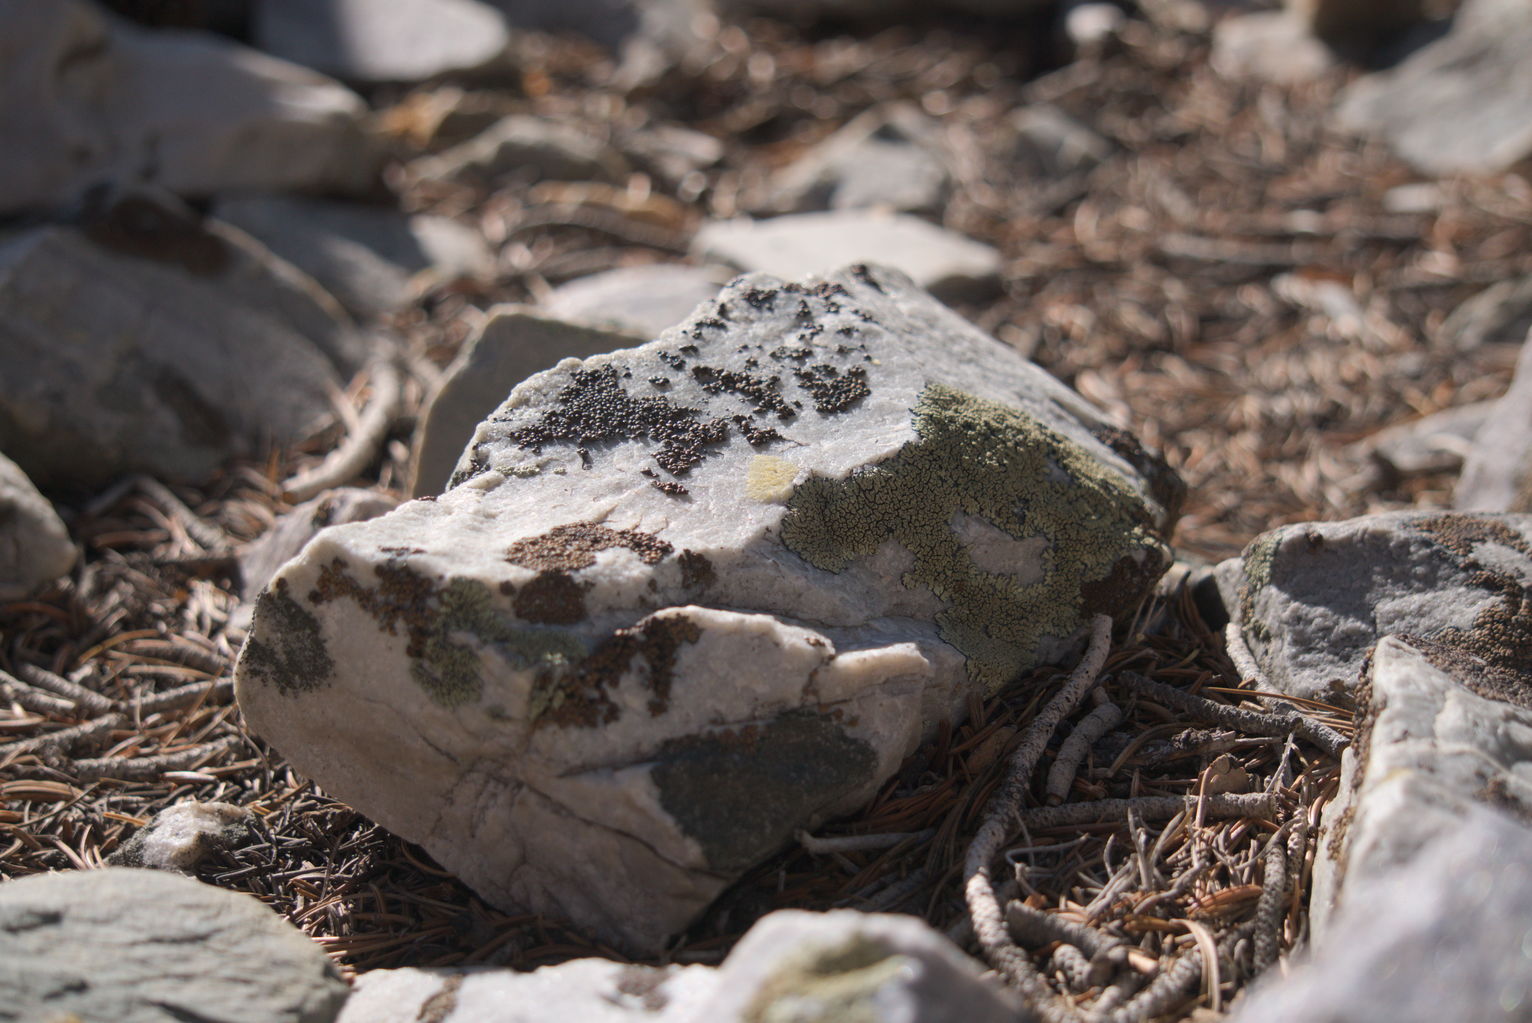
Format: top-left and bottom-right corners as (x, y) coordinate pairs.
(1210, 11), (1338, 85)
(765, 105), (952, 215)
(0, 452), (76, 602)
(616, 124), (725, 187)
(0, 0), (380, 217)
(410, 309), (634, 497)
(1061, 0), (1126, 50)
(1335, 0), (1532, 176)
(542, 265), (734, 340)
(0, 189), (366, 492)
(1010, 105), (1113, 180)
(1236, 803), (1532, 1023)
(0, 867), (348, 1023)
(694, 213), (1003, 302)
(336, 910), (1022, 1022)
(215, 195), (496, 319)
(235, 264), (1179, 953)
(412, 115), (630, 186)
(1358, 400), (1492, 478)
(1226, 511), (1532, 705)
(107, 801), (252, 872)
(1287, 0), (1427, 43)
(1439, 273), (1532, 351)
(1456, 331), (1532, 513)
(253, 0), (515, 84)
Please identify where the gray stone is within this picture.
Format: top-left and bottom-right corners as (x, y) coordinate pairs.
(1335, 0), (1532, 176)
(107, 801), (252, 872)
(1210, 11), (1339, 84)
(616, 125), (725, 187)
(338, 960), (719, 1022)
(410, 309), (634, 497)
(0, 867), (348, 1023)
(1010, 106), (1113, 180)
(0, 0), (379, 217)
(1226, 511), (1532, 704)
(1236, 803), (1532, 1023)
(234, 264), (1179, 953)
(1358, 400), (1492, 477)
(694, 214), (1002, 303)
(765, 106), (952, 215)
(214, 195), (496, 319)
(1440, 274), (1532, 351)
(1287, 0), (1428, 41)
(412, 115), (630, 186)
(0, 452), (75, 601)
(697, 910), (1026, 1023)
(1457, 334), (1532, 512)
(542, 265), (734, 340)
(254, 0), (515, 84)
(0, 189), (365, 491)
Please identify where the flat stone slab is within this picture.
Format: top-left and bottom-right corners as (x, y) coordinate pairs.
(236, 264), (1178, 953)
(541, 265), (734, 341)
(0, 452), (75, 601)
(0, 867), (348, 1023)
(1225, 511), (1532, 705)
(694, 212), (1002, 303)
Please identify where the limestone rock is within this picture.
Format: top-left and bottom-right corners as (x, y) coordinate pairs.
(617, 125), (725, 187)
(0, 867), (348, 1023)
(410, 309), (635, 497)
(1457, 333), (1532, 512)
(542, 266), (734, 340)
(413, 115), (630, 186)
(1211, 11), (1339, 85)
(0, 0), (379, 217)
(254, 0), (515, 84)
(1440, 273), (1532, 351)
(215, 195), (496, 319)
(0, 453), (75, 602)
(1335, 0), (1532, 176)
(765, 106), (952, 215)
(235, 264), (1179, 953)
(107, 801), (252, 872)
(694, 213), (1002, 302)
(1226, 512), (1532, 705)
(1236, 804), (1532, 1023)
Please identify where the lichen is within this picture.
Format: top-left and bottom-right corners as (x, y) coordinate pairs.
(779, 383), (1171, 691)
(746, 455), (799, 503)
(528, 613), (703, 727)
(1237, 527), (1287, 647)
(742, 936), (903, 1023)
(239, 578), (335, 696)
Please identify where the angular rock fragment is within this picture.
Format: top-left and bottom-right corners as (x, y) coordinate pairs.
(0, 868), (348, 1023)
(107, 801), (252, 872)
(1440, 274), (1532, 351)
(413, 115), (630, 186)
(0, 0), (379, 217)
(236, 264), (1178, 952)
(0, 190), (367, 491)
(1457, 333), (1532, 512)
(1010, 106), (1112, 180)
(1358, 400), (1491, 478)
(0, 452), (75, 602)
(1226, 512), (1532, 705)
(695, 213), (1003, 302)
(1210, 11), (1339, 85)
(542, 265), (734, 341)
(765, 105), (952, 215)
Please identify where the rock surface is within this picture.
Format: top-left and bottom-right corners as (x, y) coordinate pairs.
(215, 195), (496, 319)
(542, 265), (734, 340)
(413, 115), (630, 186)
(695, 213), (1003, 302)
(0, 453), (76, 602)
(0, 0), (379, 217)
(236, 264), (1179, 952)
(1335, 0), (1532, 176)
(0, 867), (348, 1023)
(1010, 105), (1113, 180)
(410, 309), (635, 496)
(107, 801), (252, 872)
(1236, 803), (1532, 1023)
(1358, 401), (1491, 478)
(253, 0), (515, 83)
(0, 190), (366, 491)
(1210, 11), (1339, 85)
(336, 909), (1022, 1022)
(1440, 273), (1532, 351)
(765, 105), (951, 215)
(1225, 511), (1532, 705)
(1456, 332), (1532, 513)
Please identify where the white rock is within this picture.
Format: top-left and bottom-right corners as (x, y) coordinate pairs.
(1457, 331), (1532, 512)
(0, 0), (379, 217)
(214, 195), (496, 319)
(1335, 0), (1532, 176)
(1357, 400), (1492, 477)
(0, 452), (75, 601)
(1210, 11), (1339, 85)
(765, 105), (951, 215)
(1227, 511), (1532, 704)
(543, 265), (734, 340)
(410, 309), (636, 497)
(254, 0), (515, 83)
(107, 801), (252, 872)
(413, 115), (630, 186)
(235, 264), (1178, 953)
(1441, 273), (1532, 351)
(0, 189), (364, 491)
(695, 213), (1002, 302)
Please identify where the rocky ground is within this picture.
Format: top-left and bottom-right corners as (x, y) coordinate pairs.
(4, 0), (1532, 1020)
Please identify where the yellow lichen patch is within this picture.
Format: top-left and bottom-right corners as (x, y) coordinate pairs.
(746, 455), (799, 503)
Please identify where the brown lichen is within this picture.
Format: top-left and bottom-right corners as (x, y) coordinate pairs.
(533, 614), (703, 727)
(505, 521), (674, 573)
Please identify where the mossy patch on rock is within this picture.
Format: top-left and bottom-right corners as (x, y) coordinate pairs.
(779, 383), (1170, 691)
(240, 578), (335, 696)
(743, 935), (903, 1023)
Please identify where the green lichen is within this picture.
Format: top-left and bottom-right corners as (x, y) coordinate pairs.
(779, 383), (1171, 691)
(743, 936), (904, 1023)
(420, 578), (587, 707)
(1237, 527), (1287, 646)
(240, 578), (335, 696)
